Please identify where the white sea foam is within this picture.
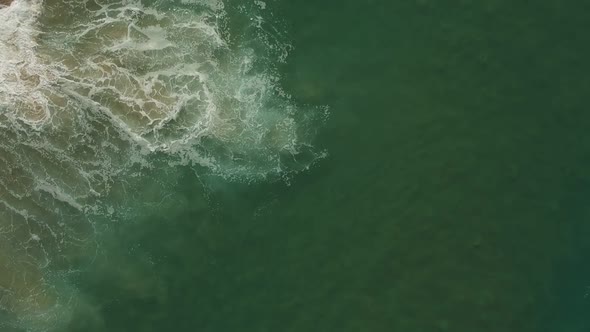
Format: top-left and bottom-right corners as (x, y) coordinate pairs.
(0, 0), (56, 128)
(0, 0), (326, 330)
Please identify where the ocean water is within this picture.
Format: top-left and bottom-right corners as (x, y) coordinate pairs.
(0, 0), (324, 330)
(1, 0), (590, 331)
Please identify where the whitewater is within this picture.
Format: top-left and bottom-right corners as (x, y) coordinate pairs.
(0, 0), (325, 330)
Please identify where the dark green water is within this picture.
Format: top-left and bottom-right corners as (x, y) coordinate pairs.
(54, 0), (590, 331)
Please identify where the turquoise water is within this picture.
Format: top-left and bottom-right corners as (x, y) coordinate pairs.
(1, 0), (590, 331)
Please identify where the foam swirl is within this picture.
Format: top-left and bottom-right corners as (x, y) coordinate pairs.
(0, 0), (325, 330)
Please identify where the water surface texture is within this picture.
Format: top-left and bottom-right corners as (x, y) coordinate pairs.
(1, 0), (590, 331)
